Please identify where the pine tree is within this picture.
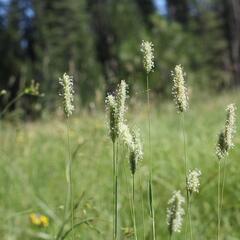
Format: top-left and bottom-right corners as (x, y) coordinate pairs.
(33, 0), (102, 105)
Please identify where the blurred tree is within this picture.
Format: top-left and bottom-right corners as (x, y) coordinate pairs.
(135, 0), (155, 27)
(87, 0), (119, 92)
(164, 0), (230, 89)
(88, 0), (147, 93)
(33, 0), (103, 106)
(167, 0), (189, 24)
(221, 0), (240, 85)
(0, 0), (239, 116)
(0, 0), (23, 109)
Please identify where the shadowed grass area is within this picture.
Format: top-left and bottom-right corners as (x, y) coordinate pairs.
(0, 91), (240, 239)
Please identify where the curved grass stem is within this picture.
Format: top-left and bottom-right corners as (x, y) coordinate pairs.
(0, 92), (24, 118)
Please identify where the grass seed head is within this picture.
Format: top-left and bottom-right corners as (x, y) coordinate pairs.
(216, 131), (227, 159)
(216, 103), (237, 159)
(172, 65), (188, 112)
(167, 190), (185, 235)
(105, 94), (118, 142)
(140, 40), (154, 73)
(116, 80), (128, 126)
(106, 80), (128, 143)
(224, 103), (236, 150)
(187, 169), (201, 194)
(119, 123), (133, 148)
(59, 73), (74, 117)
(129, 129), (143, 175)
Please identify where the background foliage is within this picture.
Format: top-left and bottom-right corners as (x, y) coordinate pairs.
(0, 0), (240, 113)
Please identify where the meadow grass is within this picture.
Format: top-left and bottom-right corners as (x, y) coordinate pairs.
(0, 91), (240, 239)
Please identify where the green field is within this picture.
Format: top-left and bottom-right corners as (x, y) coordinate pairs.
(1, 91), (240, 240)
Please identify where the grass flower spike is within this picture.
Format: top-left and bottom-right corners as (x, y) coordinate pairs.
(172, 65), (188, 112)
(140, 40), (154, 73)
(59, 73), (74, 117)
(106, 94), (118, 142)
(116, 80), (128, 126)
(216, 104), (236, 159)
(216, 131), (227, 159)
(120, 123), (133, 148)
(225, 104), (236, 150)
(105, 80), (128, 143)
(167, 190), (185, 235)
(129, 129), (143, 175)
(187, 169), (201, 194)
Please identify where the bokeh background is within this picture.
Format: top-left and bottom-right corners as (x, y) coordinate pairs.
(0, 0), (240, 115)
(1, 1), (240, 239)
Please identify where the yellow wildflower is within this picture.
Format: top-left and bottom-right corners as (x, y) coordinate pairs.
(30, 213), (41, 226)
(40, 215), (49, 227)
(30, 213), (49, 227)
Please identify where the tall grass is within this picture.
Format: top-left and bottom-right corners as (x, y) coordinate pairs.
(216, 104), (236, 239)
(140, 40), (156, 240)
(59, 73), (75, 240)
(171, 65), (191, 238)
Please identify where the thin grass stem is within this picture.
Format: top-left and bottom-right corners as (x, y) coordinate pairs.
(0, 92), (24, 118)
(146, 73), (156, 240)
(217, 160), (221, 240)
(115, 140), (119, 240)
(139, 173), (146, 239)
(66, 118), (74, 240)
(188, 194), (193, 240)
(181, 113), (190, 240)
(219, 156), (227, 238)
(132, 174), (138, 240)
(112, 141), (116, 239)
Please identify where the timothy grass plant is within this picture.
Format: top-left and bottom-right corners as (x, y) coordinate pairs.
(59, 73), (75, 240)
(216, 103), (236, 240)
(105, 80), (127, 239)
(171, 64), (190, 239)
(140, 40), (156, 240)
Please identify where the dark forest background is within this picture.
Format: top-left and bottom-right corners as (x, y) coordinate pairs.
(0, 0), (240, 115)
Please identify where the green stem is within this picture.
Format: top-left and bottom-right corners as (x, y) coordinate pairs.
(115, 141), (119, 240)
(139, 174), (146, 239)
(112, 140), (118, 240)
(181, 113), (189, 240)
(188, 194), (193, 240)
(146, 73), (156, 240)
(132, 175), (138, 240)
(217, 160), (221, 240)
(219, 157), (227, 236)
(60, 218), (93, 240)
(112, 141), (116, 239)
(66, 119), (74, 240)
